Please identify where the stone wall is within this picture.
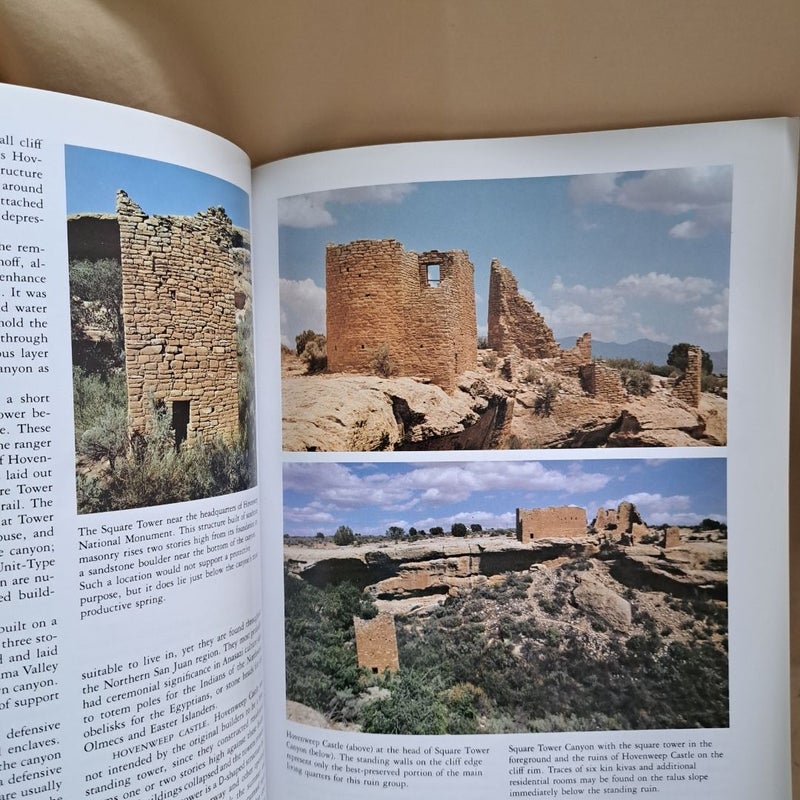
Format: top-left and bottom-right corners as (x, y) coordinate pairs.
(326, 239), (477, 392)
(117, 190), (239, 445)
(488, 260), (560, 360)
(580, 362), (626, 403)
(516, 505), (588, 543)
(593, 501), (644, 535)
(558, 332), (592, 372)
(673, 345), (702, 407)
(663, 527), (681, 548)
(353, 613), (399, 673)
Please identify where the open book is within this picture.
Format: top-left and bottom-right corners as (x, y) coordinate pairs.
(0, 82), (796, 800)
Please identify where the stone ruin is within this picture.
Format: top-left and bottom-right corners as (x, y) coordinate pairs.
(353, 613), (399, 674)
(593, 501), (649, 543)
(326, 239), (477, 392)
(516, 505), (588, 543)
(116, 191), (239, 446)
(488, 260), (592, 374)
(663, 527), (681, 548)
(672, 345), (703, 408)
(325, 239), (710, 409)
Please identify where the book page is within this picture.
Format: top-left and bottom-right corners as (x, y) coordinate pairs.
(0, 84), (265, 800)
(252, 120), (797, 799)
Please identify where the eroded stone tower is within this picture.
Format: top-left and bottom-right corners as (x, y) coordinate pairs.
(117, 191), (239, 446)
(326, 239), (477, 392)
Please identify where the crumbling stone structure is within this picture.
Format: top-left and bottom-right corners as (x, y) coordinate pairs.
(488, 260), (559, 359)
(663, 527), (681, 548)
(326, 239), (477, 392)
(516, 505), (588, 543)
(353, 613), (399, 673)
(117, 191), (239, 446)
(580, 363), (626, 403)
(594, 501), (650, 542)
(673, 345), (702, 407)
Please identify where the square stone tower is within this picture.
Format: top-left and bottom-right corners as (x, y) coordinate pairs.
(117, 191), (239, 446)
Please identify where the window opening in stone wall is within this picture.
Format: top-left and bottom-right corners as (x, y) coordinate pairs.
(171, 400), (190, 448)
(425, 263), (440, 287)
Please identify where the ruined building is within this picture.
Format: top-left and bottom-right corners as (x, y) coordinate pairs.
(516, 505), (588, 543)
(326, 239), (477, 392)
(672, 345), (703, 408)
(593, 501), (649, 542)
(116, 191), (239, 446)
(353, 613), (400, 673)
(487, 259), (592, 376)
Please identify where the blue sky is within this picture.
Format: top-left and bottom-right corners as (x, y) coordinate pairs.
(65, 146), (250, 228)
(282, 457), (726, 537)
(278, 167), (731, 352)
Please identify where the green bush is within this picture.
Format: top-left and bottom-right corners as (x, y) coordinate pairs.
(370, 344), (397, 377)
(333, 525), (355, 546)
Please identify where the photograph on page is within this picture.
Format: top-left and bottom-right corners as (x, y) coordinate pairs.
(277, 170), (730, 453)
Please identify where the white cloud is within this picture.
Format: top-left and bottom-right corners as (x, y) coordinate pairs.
(694, 288), (729, 335)
(615, 272), (714, 303)
(569, 166), (732, 238)
(284, 461), (612, 516)
(278, 184), (416, 228)
(279, 277), (326, 345)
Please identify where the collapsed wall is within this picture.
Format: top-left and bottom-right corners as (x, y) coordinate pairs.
(488, 259), (560, 359)
(516, 505), (588, 543)
(326, 239), (477, 392)
(117, 190), (239, 445)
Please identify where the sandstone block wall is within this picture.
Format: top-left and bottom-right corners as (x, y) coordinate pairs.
(663, 527), (681, 548)
(580, 363), (626, 403)
(558, 332), (592, 372)
(326, 239), (477, 392)
(672, 345), (702, 407)
(516, 505), (588, 543)
(353, 613), (399, 673)
(488, 260), (560, 360)
(117, 190), (239, 445)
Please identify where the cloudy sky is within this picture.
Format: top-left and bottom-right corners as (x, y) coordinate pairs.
(65, 146), (250, 228)
(278, 167), (732, 352)
(282, 457), (726, 537)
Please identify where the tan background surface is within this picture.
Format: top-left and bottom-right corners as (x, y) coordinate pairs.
(1, 0), (798, 788)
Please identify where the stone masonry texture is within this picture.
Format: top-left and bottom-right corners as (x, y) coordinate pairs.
(326, 239), (477, 392)
(117, 190), (239, 444)
(673, 345), (702, 407)
(353, 613), (400, 673)
(516, 506), (588, 543)
(488, 259), (560, 360)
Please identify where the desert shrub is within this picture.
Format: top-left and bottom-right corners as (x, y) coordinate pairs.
(534, 380), (559, 416)
(470, 523), (483, 532)
(370, 344), (397, 377)
(524, 364), (539, 383)
(333, 525), (355, 546)
(300, 335), (327, 374)
(77, 406), (128, 471)
(620, 368), (652, 396)
(451, 522), (468, 537)
(72, 366), (127, 444)
(477, 334), (489, 349)
(483, 351), (498, 371)
(284, 574), (370, 711)
(295, 329), (320, 356)
(69, 257), (124, 352)
(361, 670), (448, 735)
(702, 373), (727, 395)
